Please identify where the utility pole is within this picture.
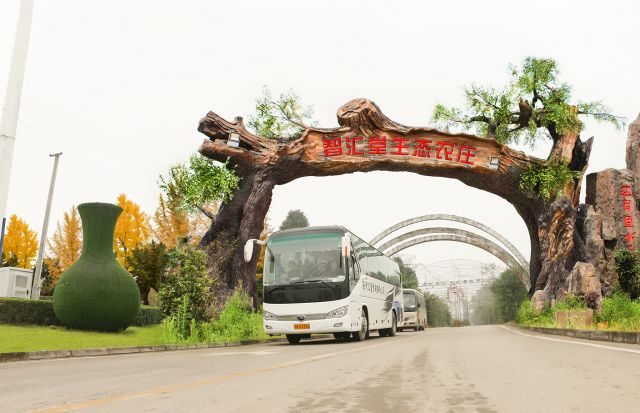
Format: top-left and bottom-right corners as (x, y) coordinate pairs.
(0, 0), (36, 256)
(31, 152), (62, 300)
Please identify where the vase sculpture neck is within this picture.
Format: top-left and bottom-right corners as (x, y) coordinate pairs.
(78, 202), (122, 260)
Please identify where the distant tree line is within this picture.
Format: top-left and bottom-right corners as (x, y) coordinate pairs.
(470, 269), (528, 324)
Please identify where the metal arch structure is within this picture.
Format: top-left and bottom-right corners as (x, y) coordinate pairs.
(378, 227), (528, 279)
(370, 214), (529, 271)
(383, 233), (531, 289)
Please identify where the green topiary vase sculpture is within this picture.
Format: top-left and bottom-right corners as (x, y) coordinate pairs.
(53, 202), (140, 331)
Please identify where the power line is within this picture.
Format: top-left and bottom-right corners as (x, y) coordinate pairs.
(16, 118), (160, 208)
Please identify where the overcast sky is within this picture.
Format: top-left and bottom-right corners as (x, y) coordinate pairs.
(1, 0), (639, 281)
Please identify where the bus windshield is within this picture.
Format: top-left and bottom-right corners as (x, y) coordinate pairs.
(264, 232), (346, 286)
(403, 291), (417, 311)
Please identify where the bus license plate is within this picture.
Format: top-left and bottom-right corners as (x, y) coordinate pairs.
(294, 323), (310, 330)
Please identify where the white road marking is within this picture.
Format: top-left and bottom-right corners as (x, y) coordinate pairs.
(501, 325), (640, 354)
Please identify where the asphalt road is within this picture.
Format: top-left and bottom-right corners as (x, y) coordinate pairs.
(2, 325), (640, 413)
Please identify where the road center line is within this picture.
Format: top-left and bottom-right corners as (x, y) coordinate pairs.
(501, 325), (640, 354)
(28, 341), (390, 413)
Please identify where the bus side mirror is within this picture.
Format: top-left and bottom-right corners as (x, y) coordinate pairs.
(244, 240), (255, 263)
(341, 235), (351, 275)
(341, 235), (350, 257)
(244, 239), (267, 263)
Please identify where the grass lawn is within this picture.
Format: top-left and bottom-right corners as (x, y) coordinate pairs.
(0, 324), (282, 353)
(0, 324), (164, 353)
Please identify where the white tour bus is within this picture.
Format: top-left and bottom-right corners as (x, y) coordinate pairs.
(400, 288), (427, 331)
(244, 226), (403, 344)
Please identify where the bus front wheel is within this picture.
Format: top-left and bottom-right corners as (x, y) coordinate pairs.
(286, 335), (302, 344)
(352, 311), (368, 341)
(388, 312), (397, 337)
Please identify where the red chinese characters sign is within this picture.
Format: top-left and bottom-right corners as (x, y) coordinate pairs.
(621, 184), (636, 250)
(322, 135), (479, 166)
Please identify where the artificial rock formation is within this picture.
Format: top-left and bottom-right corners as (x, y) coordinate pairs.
(626, 113), (640, 199)
(197, 99), (594, 308)
(531, 290), (549, 311)
(564, 262), (602, 305)
(578, 113), (640, 294)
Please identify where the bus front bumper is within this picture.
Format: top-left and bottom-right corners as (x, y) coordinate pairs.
(264, 315), (357, 335)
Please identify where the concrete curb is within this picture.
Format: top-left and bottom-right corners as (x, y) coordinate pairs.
(0, 335), (334, 364)
(515, 324), (640, 345)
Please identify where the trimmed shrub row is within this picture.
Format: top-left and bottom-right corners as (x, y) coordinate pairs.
(0, 298), (162, 327)
(132, 305), (163, 326)
(0, 298), (58, 325)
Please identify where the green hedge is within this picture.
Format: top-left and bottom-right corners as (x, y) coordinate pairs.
(0, 298), (59, 325)
(132, 305), (164, 326)
(0, 298), (163, 327)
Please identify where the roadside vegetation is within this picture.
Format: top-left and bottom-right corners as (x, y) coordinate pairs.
(424, 293), (452, 327)
(470, 269), (528, 325)
(517, 293), (640, 332)
(161, 292), (265, 344)
(517, 250), (640, 331)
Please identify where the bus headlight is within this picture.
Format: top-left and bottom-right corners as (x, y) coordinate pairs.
(326, 305), (349, 319)
(264, 311), (280, 321)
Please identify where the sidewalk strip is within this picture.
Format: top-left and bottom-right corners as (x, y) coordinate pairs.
(501, 325), (640, 354)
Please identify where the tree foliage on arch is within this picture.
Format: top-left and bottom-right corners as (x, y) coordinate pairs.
(432, 57), (624, 154)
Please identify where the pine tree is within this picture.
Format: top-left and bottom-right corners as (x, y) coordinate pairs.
(279, 210), (309, 230)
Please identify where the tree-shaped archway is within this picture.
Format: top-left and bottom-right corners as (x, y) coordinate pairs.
(197, 98), (592, 309)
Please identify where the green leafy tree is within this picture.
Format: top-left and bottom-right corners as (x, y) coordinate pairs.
(248, 86), (315, 139)
(279, 209), (310, 231)
(126, 241), (169, 305)
(39, 258), (60, 296)
(491, 269), (528, 322)
(159, 243), (212, 321)
(1, 252), (19, 267)
(432, 57), (624, 160)
(470, 282), (500, 325)
(395, 256), (419, 289)
(424, 292), (452, 327)
(159, 154), (239, 220)
(519, 162), (581, 200)
(614, 250), (640, 299)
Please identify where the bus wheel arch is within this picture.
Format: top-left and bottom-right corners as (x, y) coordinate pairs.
(388, 310), (397, 336)
(353, 306), (368, 341)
